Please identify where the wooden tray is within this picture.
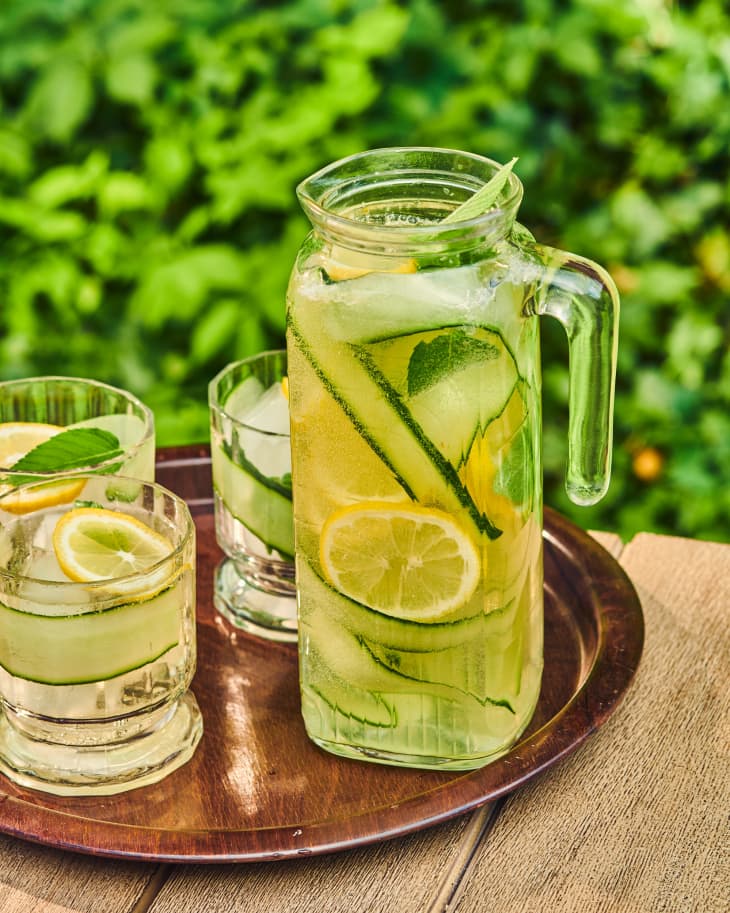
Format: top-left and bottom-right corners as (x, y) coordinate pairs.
(0, 447), (643, 862)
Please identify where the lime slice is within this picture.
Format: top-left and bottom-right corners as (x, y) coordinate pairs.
(53, 507), (172, 590)
(320, 501), (480, 622)
(0, 422), (86, 514)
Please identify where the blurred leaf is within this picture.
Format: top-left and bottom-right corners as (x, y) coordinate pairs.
(662, 181), (724, 234)
(695, 229), (730, 289)
(104, 13), (177, 57)
(23, 58), (93, 141)
(76, 275), (102, 314)
(633, 369), (678, 420)
(633, 135), (687, 181)
(316, 5), (409, 55)
(145, 135), (193, 191)
(666, 313), (723, 390)
(29, 151), (107, 207)
(131, 245), (247, 328)
(611, 184), (671, 257)
(190, 298), (241, 364)
(0, 128), (32, 178)
(98, 172), (157, 216)
(106, 53), (157, 106)
(0, 195), (87, 240)
(551, 16), (603, 76)
(80, 223), (130, 277)
(633, 262), (699, 304)
(233, 309), (269, 362)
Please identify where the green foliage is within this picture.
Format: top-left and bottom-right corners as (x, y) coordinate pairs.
(0, 0), (728, 542)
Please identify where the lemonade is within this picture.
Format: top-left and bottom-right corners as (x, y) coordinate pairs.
(0, 475), (202, 795)
(287, 244), (544, 769)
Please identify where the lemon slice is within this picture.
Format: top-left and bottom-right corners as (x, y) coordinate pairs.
(320, 502), (480, 622)
(0, 422), (86, 514)
(322, 246), (417, 281)
(53, 508), (172, 590)
(0, 421), (63, 469)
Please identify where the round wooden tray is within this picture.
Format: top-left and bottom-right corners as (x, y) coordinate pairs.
(0, 447), (644, 862)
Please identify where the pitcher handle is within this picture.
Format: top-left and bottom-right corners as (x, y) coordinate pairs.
(532, 247), (620, 506)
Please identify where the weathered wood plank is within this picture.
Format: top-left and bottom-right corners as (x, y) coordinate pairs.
(0, 833), (157, 913)
(452, 533), (730, 913)
(148, 815), (481, 913)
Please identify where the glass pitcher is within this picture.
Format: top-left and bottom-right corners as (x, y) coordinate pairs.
(286, 147), (618, 770)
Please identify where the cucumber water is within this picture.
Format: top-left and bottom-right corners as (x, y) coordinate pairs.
(210, 371), (294, 560)
(287, 245), (544, 770)
(0, 500), (196, 722)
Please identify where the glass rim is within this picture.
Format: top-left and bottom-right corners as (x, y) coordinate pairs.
(208, 349), (289, 438)
(0, 375), (155, 479)
(0, 474), (193, 590)
(296, 145), (524, 247)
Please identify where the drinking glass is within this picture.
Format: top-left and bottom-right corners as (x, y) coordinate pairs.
(0, 375), (155, 499)
(209, 350), (296, 642)
(287, 147), (618, 770)
(0, 475), (202, 796)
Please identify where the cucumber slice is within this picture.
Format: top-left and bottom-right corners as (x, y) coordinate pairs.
(298, 564), (401, 723)
(211, 442), (294, 557)
(287, 312), (501, 540)
(360, 619), (522, 706)
(306, 661), (397, 728)
(487, 385), (534, 512)
(457, 381), (534, 524)
(299, 545), (521, 650)
(0, 578), (185, 685)
(313, 266), (496, 343)
(288, 343), (407, 552)
(298, 556), (522, 707)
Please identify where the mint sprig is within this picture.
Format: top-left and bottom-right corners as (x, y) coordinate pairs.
(9, 428), (123, 480)
(441, 157), (518, 224)
(407, 330), (500, 396)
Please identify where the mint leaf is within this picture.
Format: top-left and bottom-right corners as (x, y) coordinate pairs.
(407, 330), (500, 396)
(441, 157), (518, 224)
(273, 471), (292, 492)
(10, 428), (123, 475)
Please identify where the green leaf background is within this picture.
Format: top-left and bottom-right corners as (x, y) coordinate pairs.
(0, 0), (728, 543)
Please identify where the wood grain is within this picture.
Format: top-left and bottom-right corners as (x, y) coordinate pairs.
(147, 814), (480, 913)
(452, 532), (730, 913)
(0, 833), (155, 913)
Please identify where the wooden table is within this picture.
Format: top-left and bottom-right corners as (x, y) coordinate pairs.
(0, 450), (727, 913)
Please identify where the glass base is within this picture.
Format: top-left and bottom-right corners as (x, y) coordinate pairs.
(0, 690), (203, 796)
(307, 734), (510, 771)
(214, 558), (298, 643)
